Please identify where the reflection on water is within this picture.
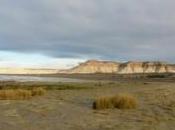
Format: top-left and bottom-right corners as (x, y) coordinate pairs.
(0, 75), (86, 82)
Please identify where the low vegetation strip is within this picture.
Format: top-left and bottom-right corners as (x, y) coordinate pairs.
(93, 93), (138, 110)
(0, 87), (46, 100)
(0, 81), (93, 90)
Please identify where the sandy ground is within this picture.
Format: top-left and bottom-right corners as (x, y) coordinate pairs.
(0, 81), (175, 130)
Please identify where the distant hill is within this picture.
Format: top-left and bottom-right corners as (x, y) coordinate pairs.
(0, 68), (59, 74)
(0, 60), (175, 74)
(61, 60), (175, 74)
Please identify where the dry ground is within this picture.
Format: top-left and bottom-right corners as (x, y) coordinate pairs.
(0, 81), (175, 130)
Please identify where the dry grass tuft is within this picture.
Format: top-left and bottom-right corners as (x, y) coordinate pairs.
(31, 87), (46, 96)
(112, 93), (138, 109)
(93, 96), (114, 110)
(0, 87), (46, 100)
(0, 89), (32, 100)
(93, 93), (138, 110)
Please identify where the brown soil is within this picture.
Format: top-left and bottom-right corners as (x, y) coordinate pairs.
(0, 80), (174, 130)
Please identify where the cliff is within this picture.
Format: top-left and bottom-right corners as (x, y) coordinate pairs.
(63, 60), (175, 74)
(0, 60), (175, 74)
(66, 60), (120, 74)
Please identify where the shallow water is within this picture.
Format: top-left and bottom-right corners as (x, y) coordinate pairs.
(0, 75), (87, 82)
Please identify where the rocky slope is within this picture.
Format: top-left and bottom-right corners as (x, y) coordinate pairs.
(63, 60), (175, 74)
(64, 60), (120, 74)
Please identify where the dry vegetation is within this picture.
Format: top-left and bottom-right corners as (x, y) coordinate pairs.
(0, 81), (92, 90)
(31, 87), (46, 96)
(0, 79), (174, 130)
(93, 93), (138, 110)
(0, 87), (46, 100)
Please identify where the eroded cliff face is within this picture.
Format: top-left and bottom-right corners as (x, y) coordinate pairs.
(118, 62), (171, 74)
(67, 60), (120, 74)
(64, 60), (175, 74)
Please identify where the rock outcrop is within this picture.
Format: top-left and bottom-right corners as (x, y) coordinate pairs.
(63, 60), (175, 74)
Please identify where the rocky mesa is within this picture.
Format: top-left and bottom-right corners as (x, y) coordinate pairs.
(63, 60), (175, 74)
(0, 60), (175, 74)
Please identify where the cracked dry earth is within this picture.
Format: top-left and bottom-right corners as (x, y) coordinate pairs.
(0, 82), (175, 130)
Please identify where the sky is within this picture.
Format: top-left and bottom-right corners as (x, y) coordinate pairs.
(0, 0), (175, 68)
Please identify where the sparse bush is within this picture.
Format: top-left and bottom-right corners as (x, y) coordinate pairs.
(31, 87), (46, 96)
(93, 93), (138, 110)
(112, 94), (138, 109)
(0, 89), (32, 100)
(147, 74), (166, 78)
(93, 96), (114, 110)
(0, 87), (46, 100)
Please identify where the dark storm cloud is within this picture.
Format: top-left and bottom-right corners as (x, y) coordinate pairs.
(0, 0), (175, 61)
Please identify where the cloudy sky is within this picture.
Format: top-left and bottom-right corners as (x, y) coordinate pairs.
(0, 0), (175, 68)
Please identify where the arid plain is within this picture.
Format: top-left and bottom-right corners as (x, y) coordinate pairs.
(0, 74), (175, 130)
(1, 0), (175, 129)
